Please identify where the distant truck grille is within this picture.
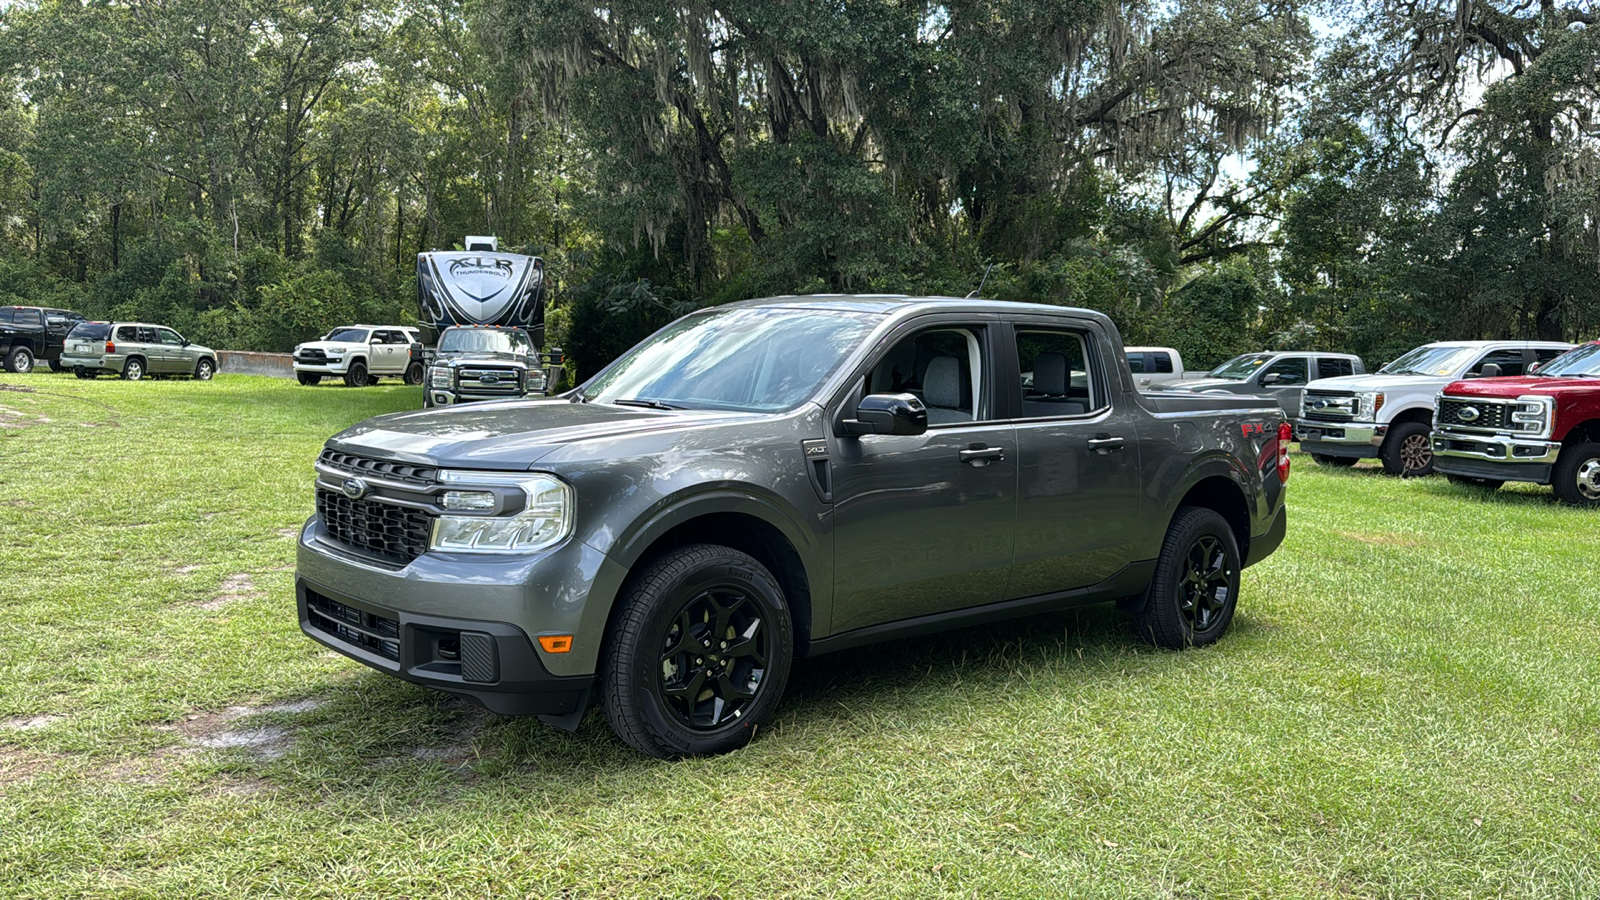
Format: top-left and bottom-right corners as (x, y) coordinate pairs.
(318, 449), (439, 487)
(1437, 398), (1509, 431)
(457, 366), (523, 396)
(1302, 391), (1356, 422)
(315, 488), (433, 564)
(296, 349), (328, 363)
(304, 589), (400, 661)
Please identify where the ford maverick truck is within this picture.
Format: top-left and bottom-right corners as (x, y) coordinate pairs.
(1432, 340), (1600, 504)
(295, 296), (1291, 758)
(1295, 340), (1572, 476)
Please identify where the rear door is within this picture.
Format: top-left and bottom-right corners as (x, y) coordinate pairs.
(132, 326), (162, 371)
(827, 318), (1018, 632)
(1007, 320), (1145, 596)
(373, 330), (408, 373)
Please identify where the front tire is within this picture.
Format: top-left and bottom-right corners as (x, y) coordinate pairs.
(296, 372), (322, 386)
(342, 360), (368, 387)
(1552, 441), (1600, 507)
(1310, 453), (1357, 468)
(121, 357), (145, 381)
(1133, 507), (1240, 649)
(1445, 474), (1503, 491)
(4, 346), (33, 374)
(1380, 421), (1433, 477)
(602, 544), (794, 758)
(194, 358), (215, 380)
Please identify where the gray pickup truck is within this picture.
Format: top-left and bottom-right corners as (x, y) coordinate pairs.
(296, 296), (1290, 757)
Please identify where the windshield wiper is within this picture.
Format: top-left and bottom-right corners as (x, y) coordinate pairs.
(611, 397), (685, 410)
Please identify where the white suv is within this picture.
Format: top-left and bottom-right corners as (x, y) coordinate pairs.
(1295, 340), (1572, 476)
(293, 325), (421, 387)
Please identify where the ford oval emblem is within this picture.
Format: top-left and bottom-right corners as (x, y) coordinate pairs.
(341, 477), (368, 500)
(479, 374), (499, 384)
(1458, 406), (1480, 422)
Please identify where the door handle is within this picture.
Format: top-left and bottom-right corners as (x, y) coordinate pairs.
(958, 445), (1005, 465)
(1087, 435), (1125, 454)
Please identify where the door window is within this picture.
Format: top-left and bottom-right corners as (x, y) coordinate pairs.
(375, 330), (406, 344)
(1261, 357), (1309, 385)
(1318, 357), (1353, 379)
(866, 327), (985, 424)
(1473, 349), (1526, 376)
(157, 329), (184, 346)
(10, 308), (41, 328)
(1535, 348), (1567, 364)
(135, 327), (159, 344)
(114, 326), (140, 342)
(1016, 330), (1102, 418)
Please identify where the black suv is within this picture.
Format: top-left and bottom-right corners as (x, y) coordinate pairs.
(0, 306), (87, 373)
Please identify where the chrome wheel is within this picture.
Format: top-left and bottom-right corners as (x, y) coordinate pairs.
(1399, 433), (1431, 474)
(1577, 458), (1600, 502)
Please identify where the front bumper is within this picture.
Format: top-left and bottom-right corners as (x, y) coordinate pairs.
(1431, 430), (1560, 484)
(294, 360), (351, 375)
(1293, 419), (1386, 458)
(426, 388), (541, 407)
(295, 516), (629, 722)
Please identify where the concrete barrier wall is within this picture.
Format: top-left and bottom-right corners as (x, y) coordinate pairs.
(219, 350), (295, 378)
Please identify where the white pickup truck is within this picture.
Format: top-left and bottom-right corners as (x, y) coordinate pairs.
(293, 325), (422, 387)
(1295, 340), (1573, 476)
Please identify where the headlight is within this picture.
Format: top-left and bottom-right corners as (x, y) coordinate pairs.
(1354, 391), (1385, 421)
(429, 471), (573, 554)
(527, 367), (547, 393)
(1511, 395), (1554, 438)
(429, 366), (453, 388)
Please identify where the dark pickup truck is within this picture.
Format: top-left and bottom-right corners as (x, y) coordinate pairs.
(0, 306), (86, 373)
(296, 296), (1290, 757)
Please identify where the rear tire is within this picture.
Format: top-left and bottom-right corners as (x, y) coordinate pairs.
(1310, 453), (1357, 468)
(602, 543), (794, 758)
(296, 372), (321, 386)
(1133, 507), (1240, 649)
(1552, 441), (1600, 507)
(48, 360), (65, 373)
(342, 360), (368, 387)
(121, 357), (145, 381)
(404, 362), (425, 386)
(1380, 421), (1433, 477)
(4, 346), (33, 374)
(1445, 474), (1503, 491)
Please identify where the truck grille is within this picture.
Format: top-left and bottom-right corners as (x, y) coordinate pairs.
(304, 589), (400, 661)
(1302, 391), (1356, 421)
(457, 366), (523, 395)
(296, 349), (328, 363)
(318, 449), (438, 487)
(1437, 398), (1509, 431)
(316, 488), (433, 564)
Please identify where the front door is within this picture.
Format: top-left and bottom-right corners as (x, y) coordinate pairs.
(1256, 356), (1310, 416)
(827, 321), (1018, 634)
(155, 328), (189, 374)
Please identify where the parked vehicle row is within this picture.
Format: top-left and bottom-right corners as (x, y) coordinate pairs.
(1154, 351), (1364, 416)
(61, 321), (218, 381)
(0, 305), (87, 373)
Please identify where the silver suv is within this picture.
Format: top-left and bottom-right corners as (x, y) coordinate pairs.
(58, 322), (218, 381)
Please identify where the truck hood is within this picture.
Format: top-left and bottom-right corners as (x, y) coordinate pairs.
(327, 399), (763, 469)
(1303, 373), (1446, 393)
(434, 350), (528, 368)
(1442, 375), (1600, 399)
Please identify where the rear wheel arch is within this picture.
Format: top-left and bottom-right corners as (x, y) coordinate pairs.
(1171, 475), (1252, 563)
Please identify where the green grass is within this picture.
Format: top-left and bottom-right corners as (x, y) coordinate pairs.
(2, 372), (1597, 899)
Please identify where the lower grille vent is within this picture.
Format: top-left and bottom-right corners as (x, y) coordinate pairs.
(305, 591), (400, 661)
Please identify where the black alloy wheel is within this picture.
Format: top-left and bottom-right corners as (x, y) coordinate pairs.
(1309, 453), (1357, 468)
(603, 544), (793, 758)
(1133, 506), (1240, 649)
(1381, 421), (1434, 477)
(195, 358), (215, 380)
(342, 360), (368, 387)
(122, 357), (145, 381)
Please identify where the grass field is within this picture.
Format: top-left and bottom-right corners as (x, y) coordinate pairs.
(1, 372), (1597, 899)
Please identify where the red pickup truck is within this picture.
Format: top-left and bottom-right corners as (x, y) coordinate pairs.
(1431, 340), (1600, 505)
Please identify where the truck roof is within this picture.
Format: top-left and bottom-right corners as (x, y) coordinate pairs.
(720, 294), (1112, 320)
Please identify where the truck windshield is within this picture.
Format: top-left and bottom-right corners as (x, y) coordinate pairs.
(1380, 346), (1479, 377)
(581, 307), (878, 412)
(1208, 353), (1275, 380)
(440, 329), (529, 354)
(1532, 343), (1600, 377)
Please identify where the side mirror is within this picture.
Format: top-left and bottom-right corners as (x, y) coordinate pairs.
(181, 339), (190, 347)
(1259, 372), (1281, 386)
(841, 392), (927, 437)
(1478, 362), (1502, 378)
